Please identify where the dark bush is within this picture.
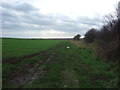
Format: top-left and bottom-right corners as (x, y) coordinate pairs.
(84, 1), (120, 62)
(84, 28), (97, 43)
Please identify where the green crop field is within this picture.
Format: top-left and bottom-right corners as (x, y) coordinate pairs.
(2, 38), (63, 59)
(2, 38), (118, 88)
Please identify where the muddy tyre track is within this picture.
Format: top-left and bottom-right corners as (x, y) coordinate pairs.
(3, 48), (54, 64)
(3, 48), (57, 88)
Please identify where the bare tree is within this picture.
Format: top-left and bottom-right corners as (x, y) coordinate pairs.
(84, 28), (97, 43)
(116, 1), (120, 19)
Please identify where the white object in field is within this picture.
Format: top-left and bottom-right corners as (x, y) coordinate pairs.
(67, 46), (70, 49)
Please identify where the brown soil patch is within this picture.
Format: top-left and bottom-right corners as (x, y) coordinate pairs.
(3, 48), (57, 88)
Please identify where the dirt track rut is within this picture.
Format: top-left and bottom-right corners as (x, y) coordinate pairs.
(4, 49), (56, 88)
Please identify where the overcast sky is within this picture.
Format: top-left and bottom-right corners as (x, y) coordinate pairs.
(1, 0), (119, 38)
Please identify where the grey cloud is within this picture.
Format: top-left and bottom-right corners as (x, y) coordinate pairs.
(2, 1), (104, 37)
(2, 9), (20, 24)
(2, 2), (38, 13)
(77, 17), (103, 27)
(22, 13), (56, 26)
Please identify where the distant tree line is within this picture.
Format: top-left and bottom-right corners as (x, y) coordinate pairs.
(84, 1), (120, 62)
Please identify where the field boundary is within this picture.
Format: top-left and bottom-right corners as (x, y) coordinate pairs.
(3, 47), (54, 64)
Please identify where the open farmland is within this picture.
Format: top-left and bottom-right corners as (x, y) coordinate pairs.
(2, 38), (118, 88)
(2, 38), (63, 59)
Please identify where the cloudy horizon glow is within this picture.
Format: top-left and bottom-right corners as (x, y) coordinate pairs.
(1, 0), (119, 38)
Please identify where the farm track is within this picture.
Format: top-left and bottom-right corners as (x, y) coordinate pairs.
(3, 41), (118, 88)
(3, 48), (57, 88)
